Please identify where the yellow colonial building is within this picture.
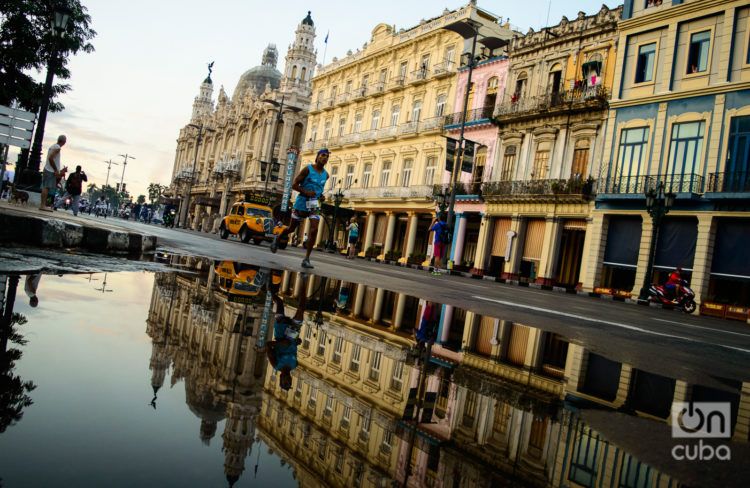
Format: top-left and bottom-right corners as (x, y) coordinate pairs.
(474, 6), (621, 288)
(299, 2), (512, 261)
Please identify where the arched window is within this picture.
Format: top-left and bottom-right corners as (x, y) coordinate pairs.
(291, 66), (298, 80)
(300, 67), (307, 81)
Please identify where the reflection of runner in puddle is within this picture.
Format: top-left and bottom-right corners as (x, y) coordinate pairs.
(24, 273), (42, 308)
(266, 274), (309, 390)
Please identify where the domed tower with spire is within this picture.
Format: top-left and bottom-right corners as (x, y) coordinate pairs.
(281, 11), (317, 96)
(233, 45), (282, 100)
(191, 67), (214, 121)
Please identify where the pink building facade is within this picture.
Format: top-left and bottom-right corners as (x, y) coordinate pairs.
(442, 56), (509, 272)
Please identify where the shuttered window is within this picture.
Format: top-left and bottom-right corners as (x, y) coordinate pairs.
(491, 218), (512, 256)
(506, 323), (530, 365)
(653, 217), (697, 271)
(711, 218), (750, 278)
(523, 219), (546, 261)
(362, 286), (377, 319)
(474, 316), (496, 356)
(603, 216), (642, 268)
(373, 214), (387, 246)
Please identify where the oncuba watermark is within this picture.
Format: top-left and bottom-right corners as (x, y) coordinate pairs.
(671, 402), (732, 461)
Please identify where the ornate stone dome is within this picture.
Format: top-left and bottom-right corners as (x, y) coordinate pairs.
(233, 44), (281, 100)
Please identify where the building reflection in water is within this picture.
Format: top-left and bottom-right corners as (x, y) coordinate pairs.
(146, 255), (271, 486)
(146, 254), (750, 487)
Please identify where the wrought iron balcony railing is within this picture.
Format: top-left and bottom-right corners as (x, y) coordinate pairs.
(598, 173), (703, 195)
(707, 171), (750, 193)
(433, 182), (482, 197)
(444, 106), (494, 128)
(495, 85), (610, 119)
(482, 177), (595, 198)
(432, 60), (456, 78)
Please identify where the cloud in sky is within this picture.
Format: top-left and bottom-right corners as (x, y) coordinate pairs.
(6, 0), (608, 197)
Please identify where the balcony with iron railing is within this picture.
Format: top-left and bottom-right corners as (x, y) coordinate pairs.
(352, 86), (368, 101)
(432, 60), (456, 78)
(340, 133), (361, 146)
(370, 81), (386, 96)
(482, 177), (596, 202)
(345, 185), (434, 200)
(387, 76), (406, 92)
(360, 129), (377, 144)
(335, 92), (350, 106)
(598, 173), (703, 196)
(300, 139), (329, 153)
(398, 121), (418, 137)
(707, 171), (750, 194)
(444, 106), (494, 129)
(494, 85), (610, 121)
(433, 182), (482, 197)
(419, 116), (444, 133)
(321, 97), (336, 110)
(377, 125), (398, 140)
(410, 68), (430, 85)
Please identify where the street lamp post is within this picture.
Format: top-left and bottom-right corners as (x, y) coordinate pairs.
(433, 186), (450, 216)
(179, 123), (212, 228)
(21, 6), (72, 189)
(326, 185), (345, 253)
(261, 95), (302, 197)
(638, 181), (676, 302)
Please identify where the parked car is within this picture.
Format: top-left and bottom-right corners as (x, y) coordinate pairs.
(218, 201), (288, 248)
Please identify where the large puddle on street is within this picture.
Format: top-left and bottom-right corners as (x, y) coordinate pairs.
(0, 251), (748, 487)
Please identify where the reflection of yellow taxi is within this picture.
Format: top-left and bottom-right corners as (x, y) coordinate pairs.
(218, 202), (288, 248)
(215, 261), (283, 302)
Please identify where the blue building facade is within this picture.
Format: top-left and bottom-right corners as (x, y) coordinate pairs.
(581, 0), (750, 315)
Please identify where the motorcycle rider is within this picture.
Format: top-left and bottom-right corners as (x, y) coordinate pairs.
(664, 267), (683, 299)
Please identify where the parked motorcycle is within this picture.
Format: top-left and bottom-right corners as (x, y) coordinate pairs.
(648, 279), (697, 314)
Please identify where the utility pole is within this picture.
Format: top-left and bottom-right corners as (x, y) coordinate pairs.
(118, 153), (135, 193)
(103, 159), (118, 188)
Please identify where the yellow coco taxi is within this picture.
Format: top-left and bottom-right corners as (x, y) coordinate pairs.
(215, 261), (283, 303)
(219, 201), (288, 248)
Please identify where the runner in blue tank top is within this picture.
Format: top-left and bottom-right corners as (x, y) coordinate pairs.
(271, 148), (329, 269)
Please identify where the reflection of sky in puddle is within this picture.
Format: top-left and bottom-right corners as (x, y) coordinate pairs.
(0, 272), (296, 488)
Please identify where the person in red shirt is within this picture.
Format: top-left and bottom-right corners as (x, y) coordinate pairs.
(665, 267), (683, 299)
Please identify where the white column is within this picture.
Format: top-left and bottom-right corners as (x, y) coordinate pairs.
(393, 294), (407, 330)
(382, 212), (397, 257)
(451, 213), (467, 266)
(404, 213), (419, 259)
(372, 289), (385, 323)
(363, 211), (376, 256)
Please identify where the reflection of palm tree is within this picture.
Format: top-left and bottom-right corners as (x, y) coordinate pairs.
(0, 312), (36, 434)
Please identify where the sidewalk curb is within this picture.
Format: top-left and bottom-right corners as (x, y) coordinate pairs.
(0, 207), (157, 254)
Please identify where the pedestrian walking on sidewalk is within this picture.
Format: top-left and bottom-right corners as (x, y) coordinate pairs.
(270, 148), (330, 269)
(62, 165), (87, 216)
(40, 135), (66, 212)
(429, 214), (449, 275)
(346, 217), (359, 259)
